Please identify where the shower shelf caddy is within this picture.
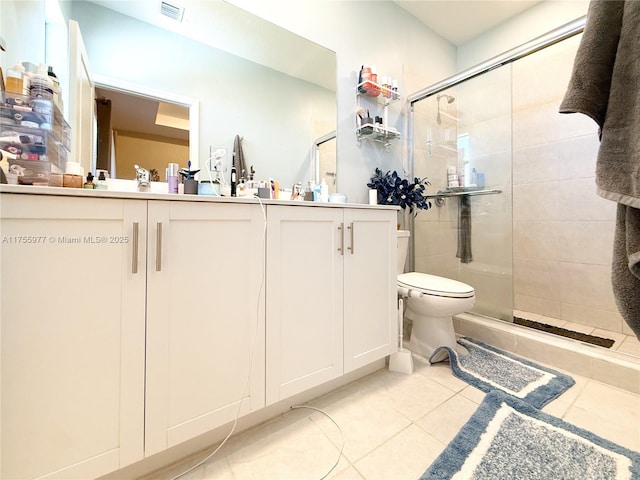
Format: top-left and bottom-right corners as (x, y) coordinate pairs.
(356, 80), (401, 150)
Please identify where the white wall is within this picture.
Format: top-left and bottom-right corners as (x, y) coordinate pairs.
(457, 0), (589, 70)
(0, 1), (46, 76)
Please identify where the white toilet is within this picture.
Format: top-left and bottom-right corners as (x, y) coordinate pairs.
(397, 230), (475, 358)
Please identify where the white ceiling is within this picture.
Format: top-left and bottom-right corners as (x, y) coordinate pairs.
(394, 0), (543, 46)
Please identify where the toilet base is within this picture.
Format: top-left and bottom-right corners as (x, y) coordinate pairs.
(408, 314), (457, 359)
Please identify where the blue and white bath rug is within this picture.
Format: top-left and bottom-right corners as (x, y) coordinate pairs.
(429, 337), (575, 409)
(420, 390), (640, 480)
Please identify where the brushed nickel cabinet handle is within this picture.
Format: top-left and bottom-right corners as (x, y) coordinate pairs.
(132, 222), (139, 274)
(156, 222), (162, 272)
(338, 223), (344, 255)
(348, 222), (354, 254)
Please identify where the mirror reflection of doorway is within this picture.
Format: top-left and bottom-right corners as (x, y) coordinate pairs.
(314, 131), (337, 194)
(94, 86), (190, 181)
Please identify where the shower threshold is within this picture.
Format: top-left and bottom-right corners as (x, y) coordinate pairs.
(453, 312), (640, 395)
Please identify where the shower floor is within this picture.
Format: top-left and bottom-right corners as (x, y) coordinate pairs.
(515, 310), (640, 357)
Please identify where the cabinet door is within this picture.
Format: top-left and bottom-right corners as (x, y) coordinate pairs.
(0, 194), (146, 479)
(145, 201), (265, 456)
(265, 206), (344, 405)
(343, 209), (397, 372)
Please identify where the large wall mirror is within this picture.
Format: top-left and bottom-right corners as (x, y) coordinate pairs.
(65, 0), (337, 188)
(92, 77), (196, 182)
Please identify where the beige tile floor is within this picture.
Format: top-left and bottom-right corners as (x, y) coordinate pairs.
(514, 309), (640, 357)
(144, 353), (640, 480)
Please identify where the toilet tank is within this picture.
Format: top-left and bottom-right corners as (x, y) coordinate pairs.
(397, 230), (410, 275)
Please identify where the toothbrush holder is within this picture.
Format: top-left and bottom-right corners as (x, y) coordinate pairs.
(183, 178), (198, 195)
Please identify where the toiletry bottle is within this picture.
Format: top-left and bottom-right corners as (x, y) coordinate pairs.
(96, 171), (108, 190)
(382, 76), (391, 99)
(230, 165), (237, 196)
(320, 178), (329, 202)
(168, 163), (179, 193)
(392, 79), (399, 101)
(447, 166), (458, 188)
(369, 65), (380, 97)
(47, 66), (62, 111)
(5, 62), (25, 95)
(359, 65), (371, 94)
(29, 63), (54, 100)
(21, 62), (35, 96)
(84, 172), (95, 189)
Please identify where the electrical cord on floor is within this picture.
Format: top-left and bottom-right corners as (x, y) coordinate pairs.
(289, 405), (345, 480)
(170, 196), (267, 480)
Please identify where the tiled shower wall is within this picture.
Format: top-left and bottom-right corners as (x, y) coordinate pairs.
(512, 34), (626, 334)
(412, 33), (627, 335)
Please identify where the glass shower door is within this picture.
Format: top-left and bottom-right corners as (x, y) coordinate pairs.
(410, 64), (513, 321)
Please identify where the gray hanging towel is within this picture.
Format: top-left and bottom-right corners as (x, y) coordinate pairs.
(559, 0), (640, 338)
(233, 135), (247, 179)
(612, 205), (640, 336)
(456, 195), (472, 264)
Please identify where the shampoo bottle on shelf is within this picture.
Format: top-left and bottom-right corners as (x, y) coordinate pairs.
(360, 64), (372, 94)
(369, 65), (380, 97)
(382, 76), (392, 98)
(447, 166), (459, 188)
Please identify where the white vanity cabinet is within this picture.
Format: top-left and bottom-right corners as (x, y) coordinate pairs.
(144, 201), (266, 456)
(0, 194), (147, 480)
(265, 205), (396, 405)
(342, 208), (397, 372)
(0, 194), (266, 477)
(1, 189), (395, 479)
(265, 206), (345, 404)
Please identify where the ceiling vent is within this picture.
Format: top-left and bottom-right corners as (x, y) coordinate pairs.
(160, 1), (184, 22)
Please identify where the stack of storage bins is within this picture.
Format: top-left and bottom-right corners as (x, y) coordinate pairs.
(0, 91), (70, 186)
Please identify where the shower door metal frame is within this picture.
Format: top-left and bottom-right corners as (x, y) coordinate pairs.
(404, 15), (586, 270)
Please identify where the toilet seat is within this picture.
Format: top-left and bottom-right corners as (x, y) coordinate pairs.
(398, 272), (474, 299)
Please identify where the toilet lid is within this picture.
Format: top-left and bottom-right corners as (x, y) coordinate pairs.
(398, 272), (474, 298)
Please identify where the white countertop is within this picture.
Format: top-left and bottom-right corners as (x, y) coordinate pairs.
(0, 184), (399, 211)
